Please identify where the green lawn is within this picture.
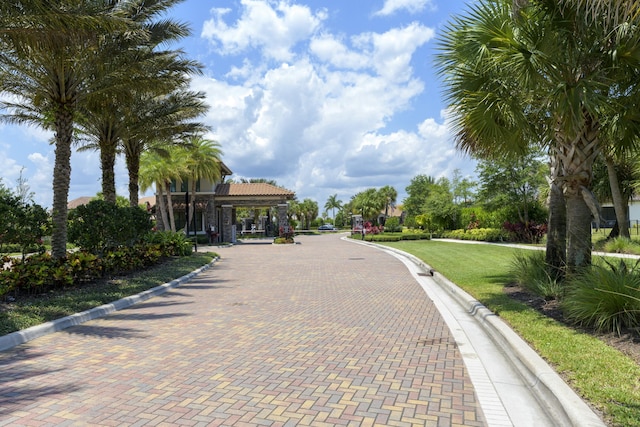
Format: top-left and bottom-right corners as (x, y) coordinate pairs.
(382, 240), (640, 427)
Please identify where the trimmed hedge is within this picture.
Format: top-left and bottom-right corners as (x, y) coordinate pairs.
(1, 231), (193, 299)
(441, 228), (508, 242)
(349, 232), (431, 242)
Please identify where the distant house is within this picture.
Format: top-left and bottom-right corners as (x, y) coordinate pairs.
(378, 206), (405, 225)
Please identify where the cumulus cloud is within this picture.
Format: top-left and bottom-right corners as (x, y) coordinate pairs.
(201, 0), (326, 61)
(374, 0), (436, 16)
(192, 0), (473, 206)
(4, 1), (475, 210)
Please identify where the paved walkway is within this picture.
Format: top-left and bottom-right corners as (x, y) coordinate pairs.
(0, 234), (599, 426)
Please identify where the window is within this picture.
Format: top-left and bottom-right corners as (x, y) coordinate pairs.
(174, 210), (204, 232)
(169, 179), (200, 193)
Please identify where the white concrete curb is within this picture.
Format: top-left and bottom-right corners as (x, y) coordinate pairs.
(349, 238), (605, 427)
(0, 258), (218, 353)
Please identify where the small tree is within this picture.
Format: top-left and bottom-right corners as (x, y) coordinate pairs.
(68, 200), (152, 256)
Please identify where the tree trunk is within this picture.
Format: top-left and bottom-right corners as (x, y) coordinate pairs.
(126, 147), (141, 208)
(156, 181), (169, 232)
(100, 132), (117, 204)
(566, 191), (593, 269)
(185, 179), (196, 233)
(557, 113), (599, 271)
(51, 107), (74, 260)
(546, 149), (566, 281)
(166, 181), (176, 232)
(605, 155), (630, 238)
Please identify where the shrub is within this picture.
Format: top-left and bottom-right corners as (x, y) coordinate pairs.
(0, 252), (102, 298)
(0, 193), (49, 258)
(144, 230), (193, 257)
(384, 217), (402, 233)
(563, 259), (640, 335)
(602, 237), (640, 255)
(441, 228), (507, 242)
(68, 200), (152, 255)
(503, 221), (547, 244)
(509, 251), (564, 300)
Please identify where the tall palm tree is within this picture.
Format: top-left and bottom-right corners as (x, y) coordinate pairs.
(436, 0), (640, 271)
(0, 1), (132, 259)
(78, 0), (203, 206)
(379, 185), (397, 222)
(139, 147), (186, 232)
(324, 194), (342, 220)
(122, 87), (208, 207)
(299, 199), (319, 230)
(180, 137), (223, 231)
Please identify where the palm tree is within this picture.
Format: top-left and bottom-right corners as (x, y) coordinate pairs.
(352, 188), (384, 223)
(0, 1), (133, 259)
(436, 0), (640, 271)
(379, 185), (397, 223)
(139, 147), (187, 232)
(122, 87), (208, 207)
(180, 137), (223, 232)
(324, 194), (342, 221)
(77, 0), (204, 206)
(299, 199), (319, 230)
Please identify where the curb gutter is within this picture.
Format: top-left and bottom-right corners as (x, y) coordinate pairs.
(355, 239), (605, 427)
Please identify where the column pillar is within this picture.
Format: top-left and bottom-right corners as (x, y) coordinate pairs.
(277, 203), (289, 233)
(222, 205), (234, 243)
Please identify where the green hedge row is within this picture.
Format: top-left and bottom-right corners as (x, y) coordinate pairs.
(440, 228), (508, 242)
(1, 232), (193, 299)
(349, 232), (431, 242)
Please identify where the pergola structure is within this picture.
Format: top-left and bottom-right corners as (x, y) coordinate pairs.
(211, 183), (295, 242)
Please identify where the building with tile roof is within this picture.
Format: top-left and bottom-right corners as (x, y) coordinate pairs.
(68, 162), (295, 243)
(153, 164), (295, 243)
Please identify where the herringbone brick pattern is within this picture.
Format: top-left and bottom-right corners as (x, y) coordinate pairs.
(0, 234), (486, 426)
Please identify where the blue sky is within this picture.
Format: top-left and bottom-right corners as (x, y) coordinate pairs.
(0, 0), (476, 209)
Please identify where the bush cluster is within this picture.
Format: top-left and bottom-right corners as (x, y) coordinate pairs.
(512, 252), (640, 335)
(0, 193), (49, 258)
(0, 232), (192, 299)
(1, 197), (194, 300)
(349, 232), (430, 242)
(67, 200), (153, 255)
(441, 228), (508, 242)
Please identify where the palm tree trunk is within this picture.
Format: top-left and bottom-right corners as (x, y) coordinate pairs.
(156, 181), (169, 231)
(605, 155), (630, 238)
(546, 178), (567, 280)
(546, 146), (566, 281)
(100, 143), (117, 204)
(126, 148), (141, 207)
(165, 181), (176, 232)
(566, 192), (593, 269)
(51, 107), (74, 260)
(186, 179), (196, 232)
(558, 114), (599, 270)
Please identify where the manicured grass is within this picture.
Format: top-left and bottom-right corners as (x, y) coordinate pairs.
(0, 252), (216, 336)
(382, 240), (640, 427)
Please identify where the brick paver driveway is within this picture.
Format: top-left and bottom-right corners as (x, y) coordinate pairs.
(0, 234), (486, 426)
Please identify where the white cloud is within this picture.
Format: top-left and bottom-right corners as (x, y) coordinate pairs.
(201, 0), (326, 61)
(374, 0), (436, 16)
(190, 2), (452, 207)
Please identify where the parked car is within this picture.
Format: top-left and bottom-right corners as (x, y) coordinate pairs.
(318, 224), (336, 231)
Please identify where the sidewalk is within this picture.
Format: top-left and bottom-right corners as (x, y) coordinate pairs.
(0, 234), (604, 426)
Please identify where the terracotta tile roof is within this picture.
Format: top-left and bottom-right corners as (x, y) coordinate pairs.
(139, 196), (156, 207)
(215, 183), (294, 197)
(67, 196), (94, 209)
